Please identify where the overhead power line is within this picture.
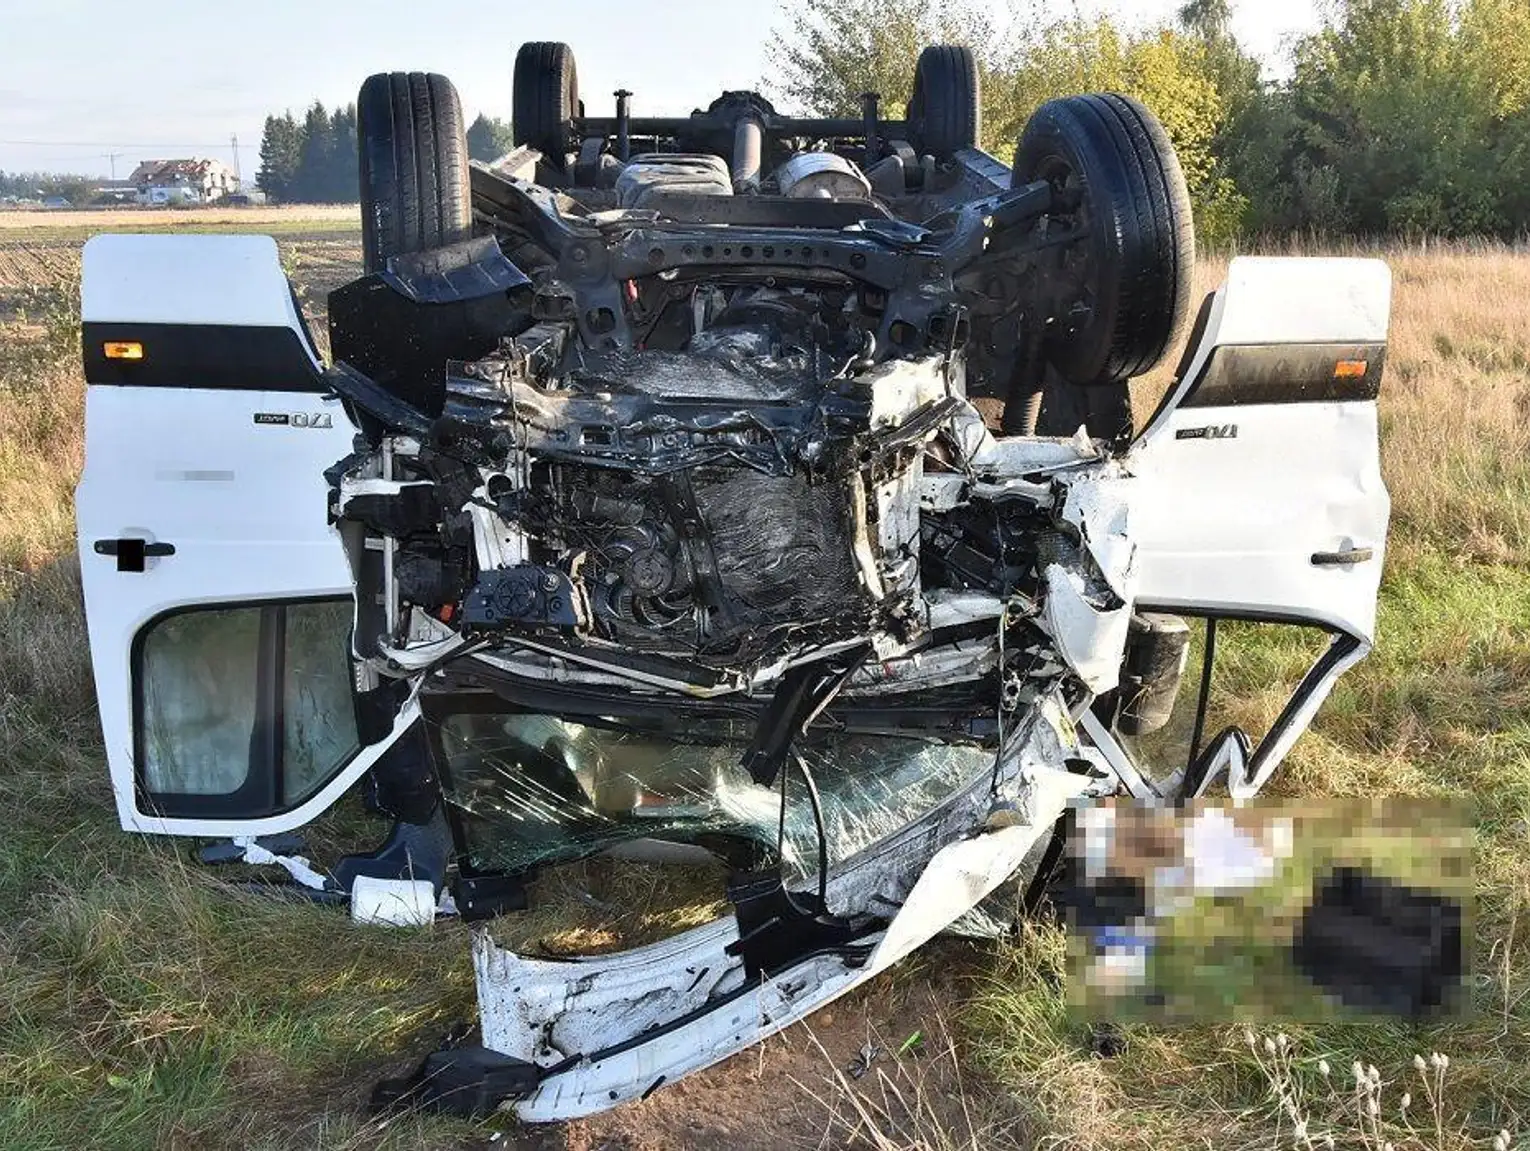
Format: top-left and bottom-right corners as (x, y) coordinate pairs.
(0, 138), (259, 150)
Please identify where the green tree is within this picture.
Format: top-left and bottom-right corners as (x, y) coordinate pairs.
(289, 101), (334, 203)
(1285, 0), (1506, 235)
(1176, 0), (1262, 236)
(256, 113), (304, 202)
(324, 104), (359, 202)
(467, 113), (516, 162)
(765, 0), (1012, 153)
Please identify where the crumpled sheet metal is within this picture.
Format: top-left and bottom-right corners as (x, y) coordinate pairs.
(1057, 468), (1136, 603)
(1029, 463), (1138, 696)
(472, 695), (1094, 1121)
(1041, 563), (1134, 696)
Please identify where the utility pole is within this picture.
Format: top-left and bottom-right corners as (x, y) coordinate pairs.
(230, 133), (242, 190)
(102, 152), (124, 180)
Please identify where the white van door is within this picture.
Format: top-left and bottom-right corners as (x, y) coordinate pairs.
(1118, 256), (1392, 795)
(76, 234), (413, 838)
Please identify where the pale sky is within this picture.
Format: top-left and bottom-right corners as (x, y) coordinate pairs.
(0, 0), (1320, 179)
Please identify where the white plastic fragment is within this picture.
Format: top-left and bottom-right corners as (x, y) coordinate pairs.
(234, 836), (330, 891)
(1040, 563), (1133, 694)
(351, 876), (437, 927)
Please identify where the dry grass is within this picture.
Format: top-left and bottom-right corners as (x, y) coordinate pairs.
(1, 226), (1528, 1148)
(790, 1014), (1029, 1150)
(485, 858), (730, 957)
(0, 205), (360, 230)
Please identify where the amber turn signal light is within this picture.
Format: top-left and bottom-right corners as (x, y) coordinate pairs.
(103, 341), (144, 360)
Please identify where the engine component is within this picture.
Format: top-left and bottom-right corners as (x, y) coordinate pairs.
(461, 565), (585, 630)
(615, 154), (733, 209)
(522, 464), (869, 661)
(774, 152), (872, 200)
(919, 505), (1043, 597)
(1115, 613), (1191, 736)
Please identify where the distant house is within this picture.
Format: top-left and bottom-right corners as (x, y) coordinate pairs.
(128, 158), (238, 205)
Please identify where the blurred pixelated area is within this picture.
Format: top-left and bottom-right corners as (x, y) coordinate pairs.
(1054, 798), (1473, 1023)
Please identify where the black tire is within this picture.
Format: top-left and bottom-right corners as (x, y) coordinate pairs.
(1013, 93), (1194, 385)
(357, 72), (472, 275)
(514, 42), (579, 166)
(905, 45), (980, 159)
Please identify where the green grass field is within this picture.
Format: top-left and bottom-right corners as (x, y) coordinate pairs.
(1, 216), (1528, 1149)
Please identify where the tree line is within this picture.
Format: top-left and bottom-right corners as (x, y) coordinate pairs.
(772, 0), (1530, 242)
(256, 107), (514, 203)
(0, 171), (98, 204)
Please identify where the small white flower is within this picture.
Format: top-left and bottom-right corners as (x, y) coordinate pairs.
(1323, 1137), (1336, 1150)
(1438, 1053), (1449, 1070)
(1244, 1027), (1257, 1049)
(1495, 1136), (1509, 1151)
(1318, 1059), (1331, 1078)
(1353, 1060), (1366, 1083)
(1368, 1098), (1381, 1117)
(1414, 1053), (1428, 1072)
(1293, 1119), (1308, 1141)
(1369, 1064), (1381, 1086)
(1278, 1032), (1290, 1052)
(1383, 1143), (1395, 1151)
(1265, 1037), (1278, 1055)
(1399, 1091), (1411, 1112)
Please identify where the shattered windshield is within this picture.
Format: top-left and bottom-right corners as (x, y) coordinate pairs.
(436, 707), (996, 888)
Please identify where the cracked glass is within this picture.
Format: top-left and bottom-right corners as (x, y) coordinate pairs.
(437, 708), (996, 886)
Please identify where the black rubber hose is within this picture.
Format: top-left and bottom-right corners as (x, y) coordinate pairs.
(1001, 334), (1047, 434)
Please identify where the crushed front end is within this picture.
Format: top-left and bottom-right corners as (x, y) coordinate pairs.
(322, 188), (1148, 1116)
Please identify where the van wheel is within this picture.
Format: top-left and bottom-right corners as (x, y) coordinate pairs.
(357, 72), (472, 275)
(905, 45), (980, 160)
(514, 42), (579, 168)
(1014, 93), (1194, 385)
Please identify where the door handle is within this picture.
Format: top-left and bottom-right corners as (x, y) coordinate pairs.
(94, 538), (175, 573)
(1310, 547), (1374, 567)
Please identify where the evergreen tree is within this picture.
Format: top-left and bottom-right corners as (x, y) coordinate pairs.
(467, 114), (516, 162)
(325, 104), (359, 202)
(255, 113), (304, 201)
(290, 101), (334, 203)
